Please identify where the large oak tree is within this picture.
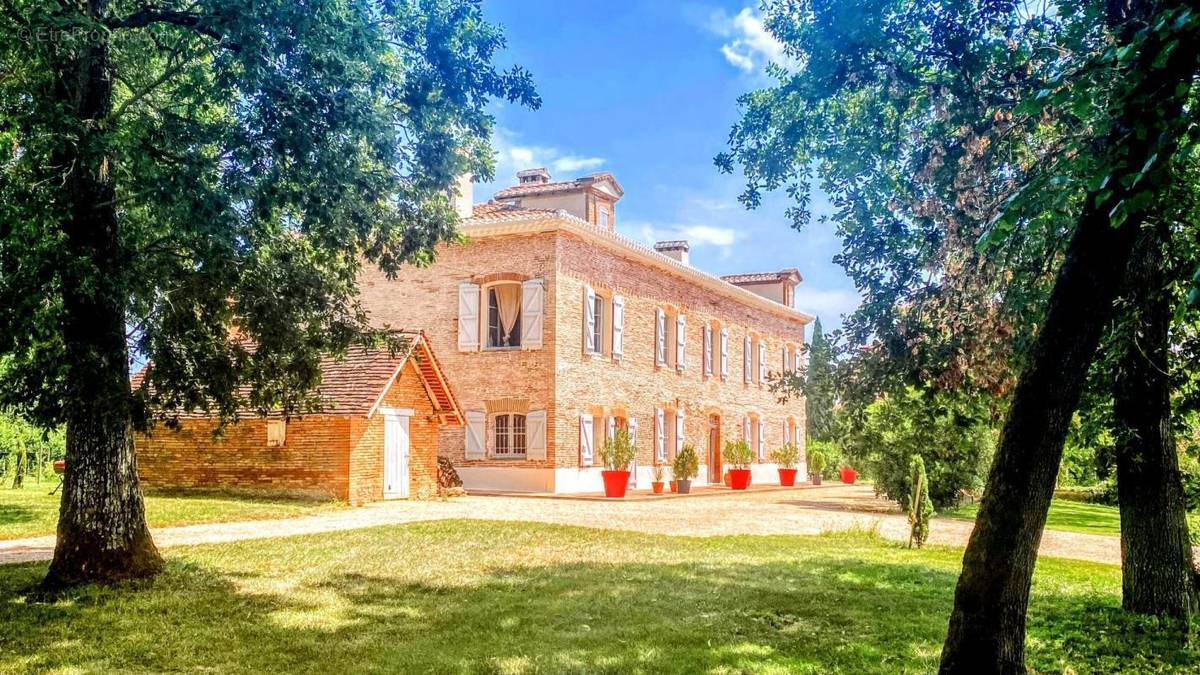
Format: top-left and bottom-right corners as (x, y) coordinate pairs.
(718, 0), (1200, 670)
(0, 0), (537, 588)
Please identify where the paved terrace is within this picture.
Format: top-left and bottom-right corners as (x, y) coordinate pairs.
(0, 484), (1123, 566)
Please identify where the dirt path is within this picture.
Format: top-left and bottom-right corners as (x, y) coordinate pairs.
(0, 484), (1123, 566)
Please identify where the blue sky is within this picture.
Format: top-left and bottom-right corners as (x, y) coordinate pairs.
(477, 1), (860, 335)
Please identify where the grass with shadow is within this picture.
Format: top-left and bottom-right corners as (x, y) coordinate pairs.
(0, 521), (1196, 673)
(945, 498), (1200, 541)
(0, 485), (344, 540)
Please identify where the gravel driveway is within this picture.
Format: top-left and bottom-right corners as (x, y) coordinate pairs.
(0, 484), (1123, 566)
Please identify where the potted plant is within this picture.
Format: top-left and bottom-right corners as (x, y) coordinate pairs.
(768, 443), (801, 487)
(840, 465), (858, 484)
(808, 448), (827, 486)
(672, 444), (699, 494)
(724, 440), (754, 490)
(598, 428), (637, 498)
(651, 463), (667, 494)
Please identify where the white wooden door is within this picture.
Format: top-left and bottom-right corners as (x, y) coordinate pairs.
(383, 414), (410, 499)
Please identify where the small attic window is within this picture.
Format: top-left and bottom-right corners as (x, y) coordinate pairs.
(599, 207), (610, 228)
(266, 420), (287, 448)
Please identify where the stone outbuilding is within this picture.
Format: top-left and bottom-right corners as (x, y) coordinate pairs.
(134, 332), (462, 504)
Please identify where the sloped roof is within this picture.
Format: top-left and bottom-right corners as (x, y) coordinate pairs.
(493, 171), (624, 200)
(720, 268), (803, 285)
(133, 332), (463, 424)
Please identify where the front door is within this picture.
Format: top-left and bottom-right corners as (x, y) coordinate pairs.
(708, 416), (722, 484)
(383, 414), (410, 499)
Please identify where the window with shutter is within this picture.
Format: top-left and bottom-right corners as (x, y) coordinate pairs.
(720, 328), (729, 380)
(676, 315), (686, 370)
(655, 309), (667, 366)
(758, 342), (766, 386)
(611, 295), (625, 361)
(703, 325), (712, 376)
(744, 336), (752, 384)
(266, 420), (286, 448)
(520, 279), (544, 349)
(526, 410), (547, 460)
(465, 411), (486, 459)
(579, 414), (594, 467)
(654, 408), (666, 463)
(458, 283), (480, 351)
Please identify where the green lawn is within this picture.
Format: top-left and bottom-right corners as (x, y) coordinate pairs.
(1, 521), (1195, 673)
(945, 498), (1200, 541)
(0, 485), (344, 540)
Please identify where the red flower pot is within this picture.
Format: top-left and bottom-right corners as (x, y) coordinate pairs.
(840, 467), (858, 485)
(602, 470), (630, 498)
(651, 481), (665, 494)
(723, 472), (732, 487)
(778, 468), (798, 487)
(728, 468), (751, 490)
(669, 480), (678, 493)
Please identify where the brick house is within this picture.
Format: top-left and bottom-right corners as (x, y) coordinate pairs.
(358, 168), (814, 493)
(134, 332), (463, 504)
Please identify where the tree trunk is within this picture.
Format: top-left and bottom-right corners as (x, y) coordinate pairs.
(1113, 225), (1199, 619)
(43, 0), (162, 589)
(939, 9), (1200, 672)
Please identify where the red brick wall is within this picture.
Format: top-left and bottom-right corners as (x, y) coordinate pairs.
(357, 232), (558, 470)
(136, 417), (352, 501)
(347, 360), (441, 503)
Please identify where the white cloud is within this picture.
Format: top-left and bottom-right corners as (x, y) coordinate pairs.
(489, 128), (606, 185)
(792, 287), (861, 324)
(707, 7), (793, 74)
(632, 221), (744, 252)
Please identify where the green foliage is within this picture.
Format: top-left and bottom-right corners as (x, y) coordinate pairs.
(805, 318), (836, 441)
(672, 444), (699, 481)
(0, 0), (539, 427)
(806, 448), (826, 477)
(768, 443), (800, 469)
(908, 455), (934, 548)
(723, 439), (753, 469)
(841, 387), (995, 510)
(806, 439), (843, 479)
(0, 411), (64, 485)
(599, 428), (636, 472)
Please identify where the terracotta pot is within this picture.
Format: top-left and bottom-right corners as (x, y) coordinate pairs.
(723, 472), (732, 487)
(840, 467), (858, 484)
(728, 468), (751, 490)
(602, 470), (630, 498)
(811, 474), (823, 486)
(778, 468), (798, 487)
(651, 481), (664, 494)
(669, 480), (678, 493)
(52, 460), (66, 474)
(676, 478), (692, 494)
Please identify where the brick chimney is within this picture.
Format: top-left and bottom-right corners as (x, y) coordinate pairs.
(654, 240), (689, 265)
(517, 167), (551, 185)
(452, 173), (474, 220)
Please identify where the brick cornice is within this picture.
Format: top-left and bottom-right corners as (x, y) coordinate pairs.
(461, 212), (816, 325)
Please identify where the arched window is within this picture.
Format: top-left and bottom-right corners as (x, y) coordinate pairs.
(494, 413), (527, 457)
(486, 283), (522, 349)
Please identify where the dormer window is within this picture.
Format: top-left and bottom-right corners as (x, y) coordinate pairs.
(599, 207), (610, 229)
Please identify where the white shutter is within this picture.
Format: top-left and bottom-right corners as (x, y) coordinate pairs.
(675, 409), (685, 455)
(703, 325), (712, 376)
(655, 309), (666, 365)
(758, 342), (766, 385)
(783, 419), (791, 446)
(743, 415), (750, 441)
(654, 407), (665, 462)
(606, 416), (616, 441)
(720, 328), (729, 379)
(629, 417), (639, 449)
(794, 346), (803, 373)
(579, 414), (594, 466)
(676, 315), (686, 370)
(611, 295), (625, 360)
(458, 283), (480, 351)
(465, 411), (486, 459)
(744, 336), (752, 384)
(526, 410), (547, 460)
(782, 346), (789, 374)
(758, 418), (766, 461)
(584, 286), (596, 353)
(521, 279), (544, 349)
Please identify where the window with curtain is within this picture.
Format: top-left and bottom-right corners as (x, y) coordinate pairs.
(493, 413), (526, 457)
(487, 284), (522, 349)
